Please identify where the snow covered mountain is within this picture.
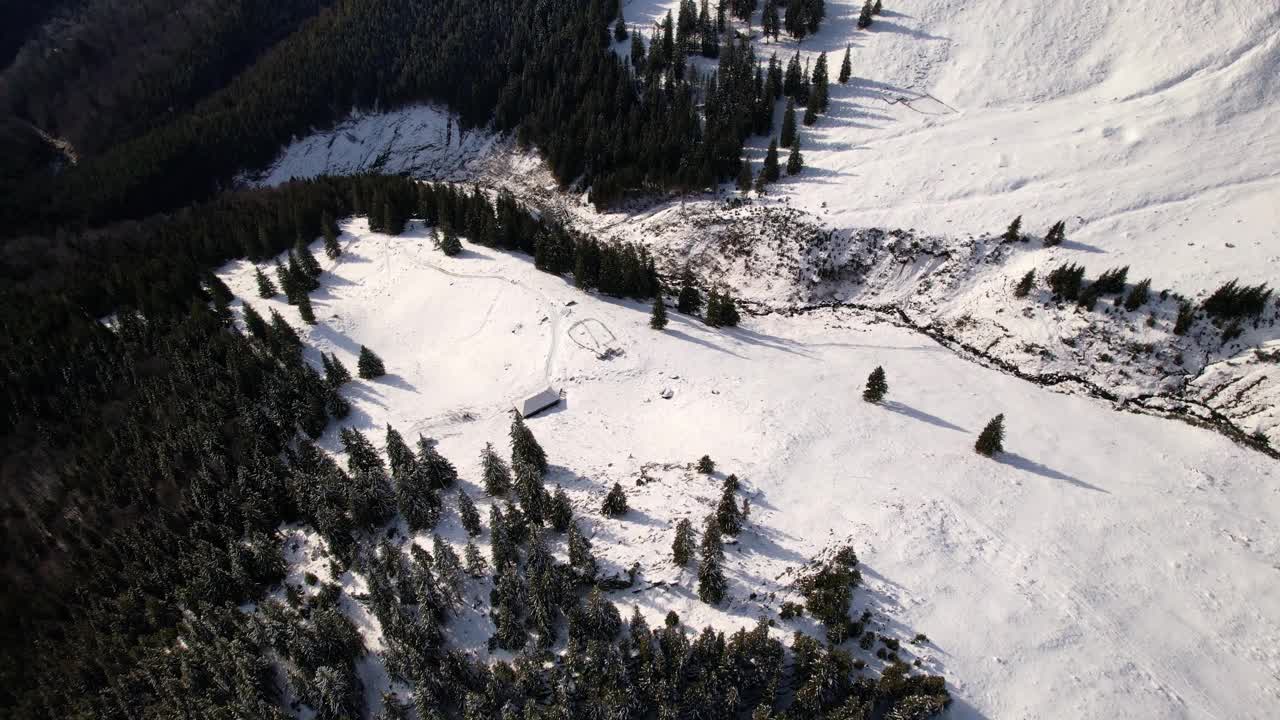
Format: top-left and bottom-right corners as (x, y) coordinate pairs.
(236, 2), (1280, 718)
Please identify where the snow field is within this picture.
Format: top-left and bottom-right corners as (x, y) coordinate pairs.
(219, 220), (1280, 718)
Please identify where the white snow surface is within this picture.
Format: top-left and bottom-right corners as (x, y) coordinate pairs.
(245, 104), (496, 186)
(219, 222), (1280, 719)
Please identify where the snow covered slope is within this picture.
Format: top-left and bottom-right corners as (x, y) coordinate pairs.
(244, 104), (496, 186)
(726, 0), (1280, 294)
(219, 222), (1280, 719)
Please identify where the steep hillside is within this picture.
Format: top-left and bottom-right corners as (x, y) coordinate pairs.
(217, 220), (1280, 719)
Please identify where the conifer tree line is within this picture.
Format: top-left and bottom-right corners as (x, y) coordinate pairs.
(3, 0), (848, 230)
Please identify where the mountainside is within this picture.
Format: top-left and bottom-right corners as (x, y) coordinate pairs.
(2, 1), (1278, 719)
(215, 219), (1279, 719)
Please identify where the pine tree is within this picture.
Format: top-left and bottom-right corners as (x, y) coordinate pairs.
(803, 101), (817, 126)
(677, 271), (703, 314)
(417, 435), (458, 490)
(384, 424), (416, 480)
(737, 161), (753, 194)
(762, 0), (780, 40)
(811, 52), (829, 112)
(763, 139), (781, 182)
(858, 0), (874, 29)
(437, 224), (462, 256)
(480, 442), (512, 496)
(489, 504), (513, 568)
(296, 235), (323, 279)
(325, 352), (351, 387)
(839, 44), (852, 83)
(672, 518), (695, 566)
(510, 413), (548, 475)
(716, 484), (742, 535)
(241, 303), (268, 340)
(432, 534), (464, 609)
(1014, 269), (1036, 298)
(350, 467), (397, 529)
(787, 136), (804, 175)
(784, 53), (802, 99)
(862, 366), (887, 403)
(322, 211), (342, 259)
(513, 457), (545, 525)
(697, 455), (715, 474)
(781, 100), (797, 147)
(630, 29), (646, 69)
(255, 266), (277, 298)
(458, 490), (482, 536)
(268, 308), (302, 351)
(357, 345), (386, 379)
(1003, 215), (1023, 243)
(873, 0), (883, 14)
(614, 12), (627, 42)
(602, 482), (628, 517)
(697, 515), (726, 604)
(974, 414), (1005, 457)
(297, 293), (316, 324)
(464, 541), (488, 577)
(567, 521), (597, 579)
(275, 258), (299, 305)
(548, 485), (573, 532)
(650, 296), (669, 330)
(1044, 220), (1066, 247)
(1124, 278), (1151, 311)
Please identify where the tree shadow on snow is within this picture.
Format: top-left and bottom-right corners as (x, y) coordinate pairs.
(375, 373), (418, 392)
(999, 452), (1109, 493)
(882, 401), (968, 433)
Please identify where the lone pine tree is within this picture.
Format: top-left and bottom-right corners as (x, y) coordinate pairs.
(863, 366), (887, 403)
(650, 296), (669, 329)
(839, 44), (852, 83)
(1003, 215), (1023, 243)
(975, 414), (1005, 457)
(255, 266), (277, 298)
(602, 482), (629, 517)
(858, 0), (874, 29)
(1014, 269), (1036, 298)
(357, 345), (386, 379)
(697, 455), (715, 474)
